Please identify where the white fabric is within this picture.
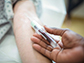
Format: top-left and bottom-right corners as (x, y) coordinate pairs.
(0, 0), (42, 40)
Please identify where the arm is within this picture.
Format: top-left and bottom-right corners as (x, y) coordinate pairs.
(13, 0), (51, 63)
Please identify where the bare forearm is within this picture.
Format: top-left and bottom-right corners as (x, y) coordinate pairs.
(13, 1), (51, 63)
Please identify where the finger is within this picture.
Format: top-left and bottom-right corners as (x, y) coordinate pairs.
(58, 41), (63, 48)
(33, 33), (50, 45)
(33, 33), (60, 49)
(33, 33), (59, 45)
(51, 48), (61, 62)
(33, 33), (44, 39)
(44, 26), (69, 36)
(38, 30), (60, 46)
(33, 44), (52, 59)
(33, 44), (61, 62)
(31, 36), (53, 51)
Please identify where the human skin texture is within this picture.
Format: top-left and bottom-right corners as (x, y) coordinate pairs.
(13, 0), (51, 63)
(31, 26), (84, 63)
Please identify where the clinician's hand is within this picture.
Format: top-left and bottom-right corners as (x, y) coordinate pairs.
(31, 26), (84, 63)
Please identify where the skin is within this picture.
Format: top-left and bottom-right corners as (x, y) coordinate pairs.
(31, 26), (84, 63)
(13, 0), (51, 63)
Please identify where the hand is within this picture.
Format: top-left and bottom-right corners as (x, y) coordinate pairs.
(31, 26), (84, 63)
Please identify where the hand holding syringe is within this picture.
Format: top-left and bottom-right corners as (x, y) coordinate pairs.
(25, 9), (84, 63)
(31, 25), (84, 63)
(25, 13), (60, 48)
(31, 21), (60, 48)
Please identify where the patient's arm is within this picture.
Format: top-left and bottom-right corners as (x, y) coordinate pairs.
(13, 0), (51, 63)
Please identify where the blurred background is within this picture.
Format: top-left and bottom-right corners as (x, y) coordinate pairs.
(41, 0), (84, 37)
(63, 0), (84, 37)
